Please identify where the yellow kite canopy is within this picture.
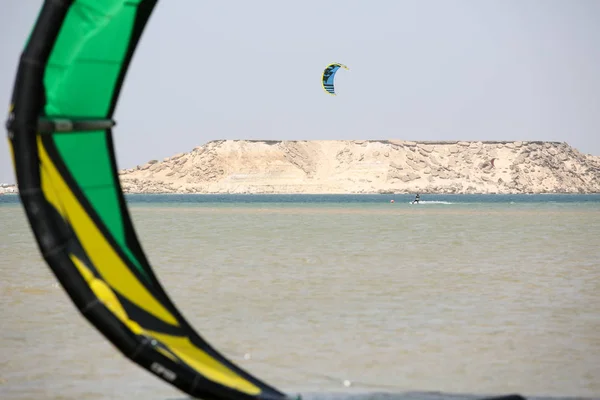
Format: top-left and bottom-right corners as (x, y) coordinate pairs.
(4, 1), (289, 399)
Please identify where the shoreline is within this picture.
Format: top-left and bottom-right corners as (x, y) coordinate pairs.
(119, 190), (600, 195)
(3, 189), (600, 196)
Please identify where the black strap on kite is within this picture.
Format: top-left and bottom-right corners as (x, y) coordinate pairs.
(37, 117), (116, 132)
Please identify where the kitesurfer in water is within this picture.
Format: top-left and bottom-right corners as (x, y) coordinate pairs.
(412, 193), (420, 204)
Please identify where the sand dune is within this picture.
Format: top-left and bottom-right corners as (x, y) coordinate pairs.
(116, 140), (600, 194)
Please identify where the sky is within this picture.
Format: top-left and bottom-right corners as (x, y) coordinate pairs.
(1, 0), (599, 184)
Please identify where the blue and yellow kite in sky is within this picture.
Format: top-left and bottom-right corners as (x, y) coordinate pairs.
(321, 63), (349, 96)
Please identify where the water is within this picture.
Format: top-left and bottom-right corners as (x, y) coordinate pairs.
(1, 194), (599, 400)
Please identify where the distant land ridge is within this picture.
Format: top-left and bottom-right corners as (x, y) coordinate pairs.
(115, 139), (600, 195)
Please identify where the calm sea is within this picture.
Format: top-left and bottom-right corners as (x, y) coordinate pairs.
(1, 194), (599, 400)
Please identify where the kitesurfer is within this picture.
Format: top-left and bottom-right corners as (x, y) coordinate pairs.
(412, 193), (420, 204)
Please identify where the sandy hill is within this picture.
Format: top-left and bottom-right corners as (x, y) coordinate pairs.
(118, 140), (600, 194)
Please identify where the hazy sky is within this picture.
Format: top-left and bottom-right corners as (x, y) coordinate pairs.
(1, 0), (599, 184)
